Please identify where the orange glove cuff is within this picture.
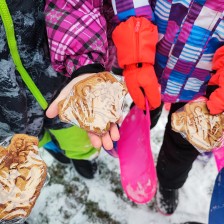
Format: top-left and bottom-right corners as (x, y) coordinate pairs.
(112, 17), (158, 68)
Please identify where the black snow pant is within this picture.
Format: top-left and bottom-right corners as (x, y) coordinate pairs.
(154, 102), (200, 189)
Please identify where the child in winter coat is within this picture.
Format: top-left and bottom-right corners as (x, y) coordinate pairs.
(44, 0), (161, 149)
(45, 0), (224, 216)
(112, 0), (224, 215)
(0, 0), (99, 180)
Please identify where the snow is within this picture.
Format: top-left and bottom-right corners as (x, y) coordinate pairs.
(28, 107), (218, 224)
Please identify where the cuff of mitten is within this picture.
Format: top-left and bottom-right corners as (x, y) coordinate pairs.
(205, 85), (219, 98)
(112, 17), (158, 68)
(112, 66), (123, 76)
(71, 64), (105, 79)
(124, 63), (153, 71)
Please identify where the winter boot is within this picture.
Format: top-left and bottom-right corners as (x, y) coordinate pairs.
(71, 159), (98, 179)
(44, 141), (71, 165)
(156, 185), (179, 215)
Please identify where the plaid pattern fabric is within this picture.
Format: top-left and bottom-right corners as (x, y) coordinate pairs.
(111, 0), (154, 22)
(154, 0), (224, 102)
(113, 0), (224, 103)
(45, 0), (109, 77)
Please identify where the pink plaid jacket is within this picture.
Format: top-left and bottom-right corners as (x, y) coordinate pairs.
(45, 0), (115, 77)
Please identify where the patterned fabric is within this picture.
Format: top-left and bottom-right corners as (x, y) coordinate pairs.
(45, 0), (112, 77)
(111, 0), (154, 22)
(113, 0), (224, 103)
(0, 0), (69, 142)
(153, 0), (224, 102)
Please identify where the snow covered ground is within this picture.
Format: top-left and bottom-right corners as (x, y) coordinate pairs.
(28, 106), (218, 224)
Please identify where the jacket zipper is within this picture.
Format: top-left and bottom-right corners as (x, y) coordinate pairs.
(135, 19), (142, 68)
(0, 0), (48, 110)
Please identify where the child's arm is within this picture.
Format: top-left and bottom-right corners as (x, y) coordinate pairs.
(44, 0), (118, 150)
(207, 46), (224, 115)
(111, 0), (161, 110)
(44, 0), (107, 78)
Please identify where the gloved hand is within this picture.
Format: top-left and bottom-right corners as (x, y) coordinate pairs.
(207, 46), (224, 115)
(112, 16), (161, 110)
(123, 63), (161, 110)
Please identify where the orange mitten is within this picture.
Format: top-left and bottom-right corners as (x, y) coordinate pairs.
(123, 64), (161, 110)
(112, 17), (161, 110)
(207, 46), (224, 114)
